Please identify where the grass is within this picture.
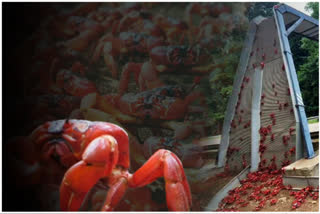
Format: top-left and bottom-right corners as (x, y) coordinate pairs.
(308, 118), (319, 124)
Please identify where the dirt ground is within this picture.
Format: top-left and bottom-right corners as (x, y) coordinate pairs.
(237, 189), (319, 212)
(217, 170), (319, 212)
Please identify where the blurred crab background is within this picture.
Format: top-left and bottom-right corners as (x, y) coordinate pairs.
(6, 2), (306, 211)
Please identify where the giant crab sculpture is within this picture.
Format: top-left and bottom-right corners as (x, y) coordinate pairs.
(29, 119), (192, 211)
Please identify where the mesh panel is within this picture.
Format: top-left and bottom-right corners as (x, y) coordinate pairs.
(226, 17), (296, 172)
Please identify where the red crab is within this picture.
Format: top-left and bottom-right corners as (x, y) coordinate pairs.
(271, 187), (281, 196)
(269, 113), (275, 119)
(270, 198), (277, 205)
(312, 192), (319, 200)
(29, 119), (191, 211)
(87, 7), (120, 25)
(282, 135), (290, 146)
(242, 154), (248, 168)
(271, 133), (275, 141)
(243, 120), (251, 128)
(48, 3), (101, 38)
(185, 3), (236, 42)
(185, 3), (232, 27)
(118, 45), (213, 94)
(115, 9), (164, 36)
(32, 58), (97, 97)
(255, 199), (266, 211)
(53, 14), (106, 51)
(56, 68), (97, 97)
(289, 127), (295, 135)
(94, 85), (207, 121)
(153, 14), (189, 43)
(292, 201), (301, 209)
(91, 32), (165, 78)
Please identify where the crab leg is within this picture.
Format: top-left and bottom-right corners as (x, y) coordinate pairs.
(118, 63), (142, 95)
(64, 23), (103, 52)
(100, 177), (128, 211)
(60, 135), (119, 211)
(129, 149), (191, 211)
(103, 47), (119, 79)
(185, 91), (206, 107)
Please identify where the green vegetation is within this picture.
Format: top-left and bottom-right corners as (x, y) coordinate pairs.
(308, 118), (319, 124)
(247, 2), (278, 20)
(297, 2), (319, 117)
(291, 2), (319, 117)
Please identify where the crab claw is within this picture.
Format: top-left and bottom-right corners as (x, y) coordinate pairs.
(129, 149), (191, 211)
(60, 135), (119, 211)
(64, 23), (103, 52)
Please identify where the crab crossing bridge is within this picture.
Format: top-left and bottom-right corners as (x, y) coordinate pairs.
(202, 3), (319, 210)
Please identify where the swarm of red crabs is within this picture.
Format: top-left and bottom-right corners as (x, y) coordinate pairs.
(217, 70), (316, 211)
(213, 15), (319, 211)
(6, 2), (251, 211)
(217, 163), (319, 211)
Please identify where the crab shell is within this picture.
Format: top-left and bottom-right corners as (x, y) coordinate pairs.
(150, 45), (210, 68)
(117, 86), (188, 120)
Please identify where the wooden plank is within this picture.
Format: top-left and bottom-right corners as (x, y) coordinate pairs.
(197, 135), (221, 147)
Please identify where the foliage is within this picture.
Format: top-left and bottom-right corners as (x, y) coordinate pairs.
(247, 2), (278, 20)
(295, 2), (319, 116)
(305, 2), (319, 18)
(206, 2), (279, 131)
(308, 118), (319, 124)
(297, 38), (319, 116)
(205, 39), (246, 131)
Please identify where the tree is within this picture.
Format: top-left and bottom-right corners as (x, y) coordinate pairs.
(305, 2), (319, 18)
(296, 2), (319, 116)
(247, 2), (278, 20)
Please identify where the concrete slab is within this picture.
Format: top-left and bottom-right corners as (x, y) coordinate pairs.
(283, 155), (319, 176)
(309, 123), (319, 134)
(283, 175), (319, 189)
